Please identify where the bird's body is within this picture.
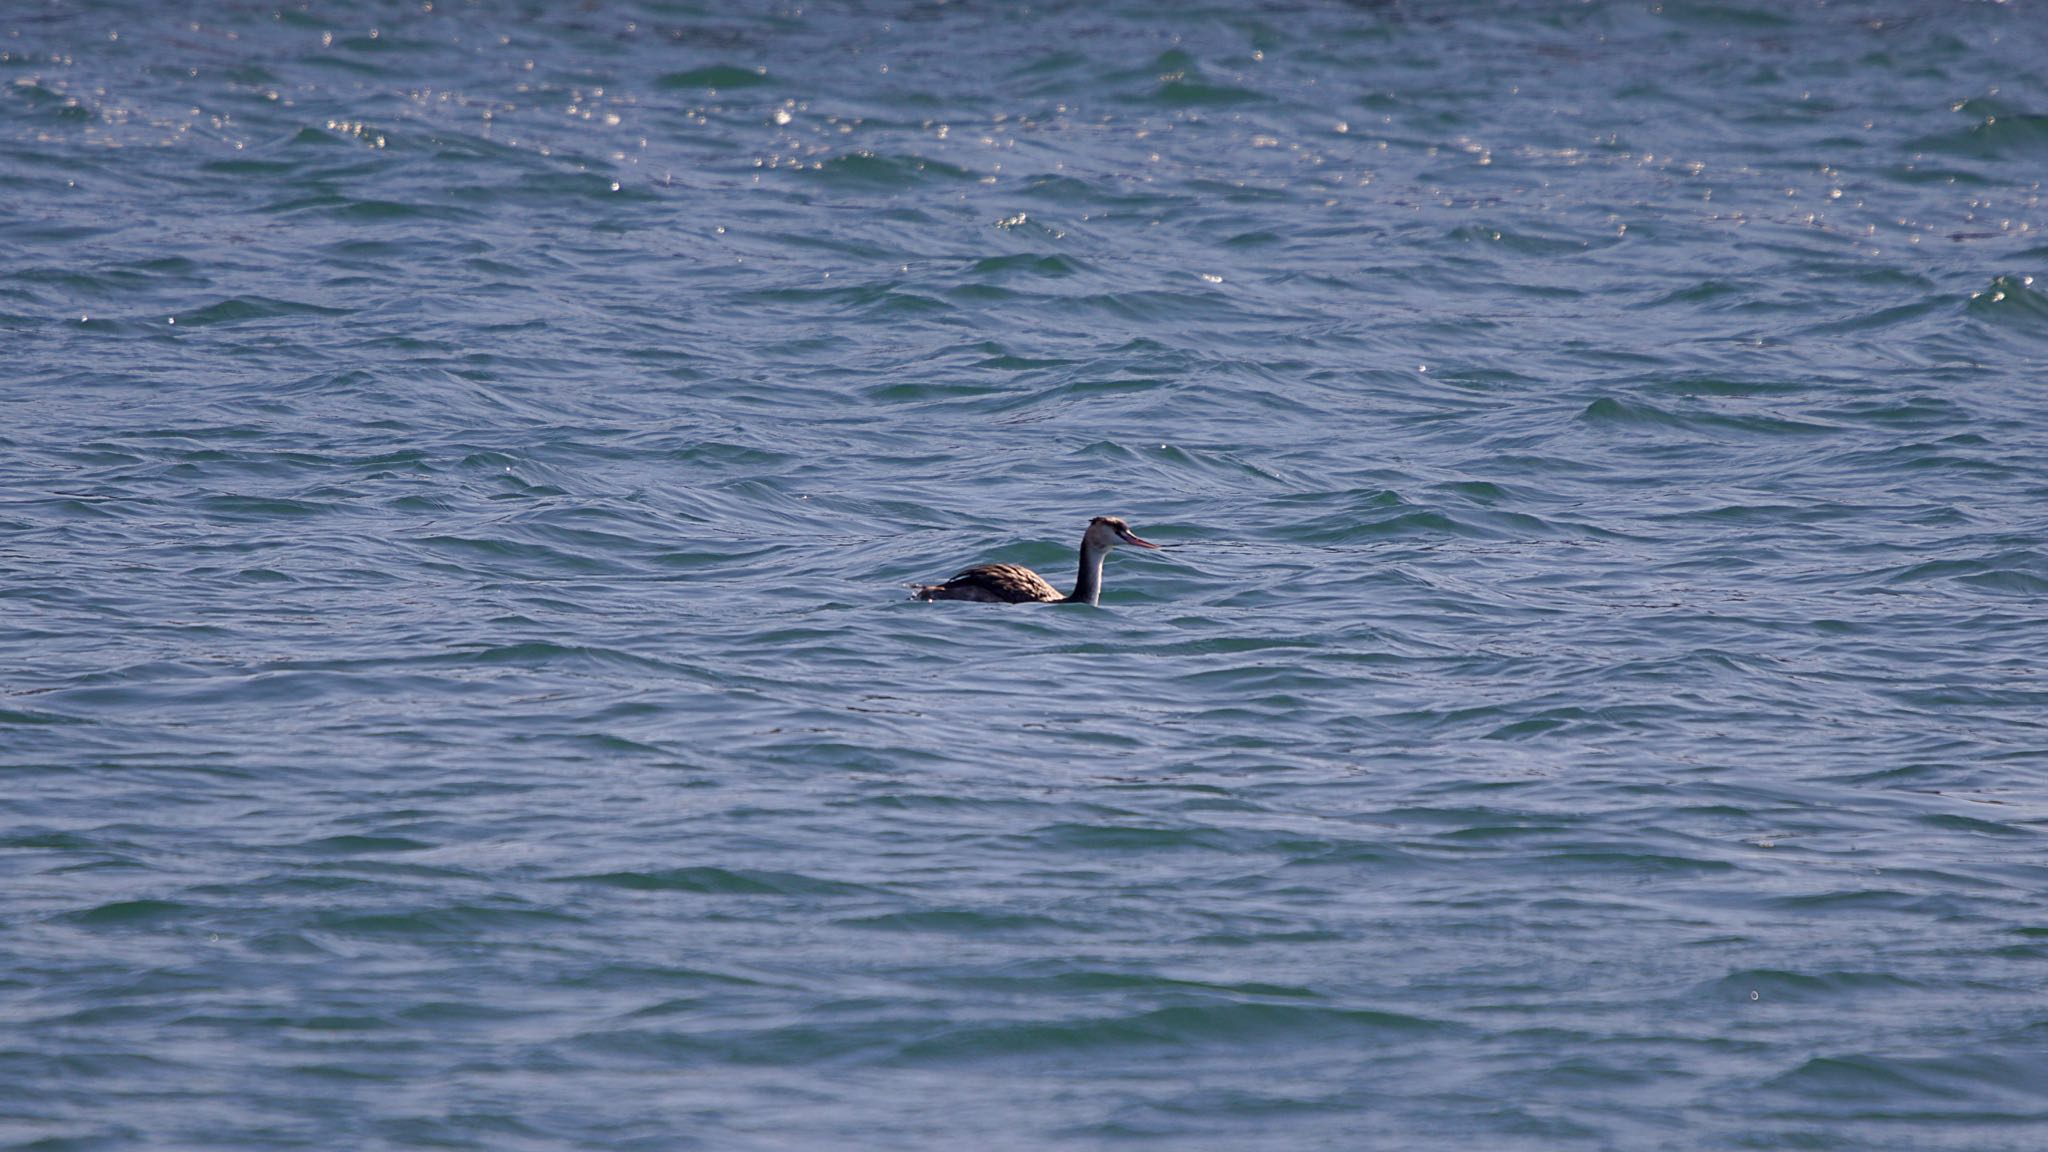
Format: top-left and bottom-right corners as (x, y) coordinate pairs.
(918, 562), (1066, 603)
(912, 516), (1159, 606)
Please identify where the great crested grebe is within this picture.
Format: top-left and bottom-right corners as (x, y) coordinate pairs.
(911, 516), (1160, 606)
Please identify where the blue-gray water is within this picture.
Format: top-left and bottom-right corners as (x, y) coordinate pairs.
(5, 2), (2047, 1148)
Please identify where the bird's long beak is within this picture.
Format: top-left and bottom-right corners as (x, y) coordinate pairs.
(1118, 528), (1160, 549)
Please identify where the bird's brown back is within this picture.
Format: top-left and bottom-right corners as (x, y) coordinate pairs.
(913, 563), (1063, 603)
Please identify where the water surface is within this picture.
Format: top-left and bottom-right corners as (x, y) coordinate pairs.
(4, 3), (2047, 1149)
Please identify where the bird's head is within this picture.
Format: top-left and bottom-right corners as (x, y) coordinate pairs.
(1085, 515), (1159, 553)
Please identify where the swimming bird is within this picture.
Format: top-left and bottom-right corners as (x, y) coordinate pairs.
(912, 516), (1160, 606)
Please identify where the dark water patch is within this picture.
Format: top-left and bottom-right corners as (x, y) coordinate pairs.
(968, 252), (1087, 279)
(1876, 552), (2048, 595)
(573, 963), (772, 995)
(1429, 479), (1542, 506)
(1580, 396), (1838, 437)
(561, 866), (870, 897)
(1913, 99), (2048, 161)
(1705, 968), (1928, 1003)
(658, 65), (770, 90)
(864, 378), (1013, 404)
(1764, 1053), (2006, 1107)
(1027, 822), (1236, 854)
(1964, 274), (2048, 322)
(295, 835), (435, 856)
(5, 82), (96, 127)
(62, 899), (193, 927)
(1650, 278), (1756, 307)
(1150, 73), (1264, 109)
(900, 1002), (1448, 1063)
(0, 830), (104, 853)
(1636, 375), (1809, 399)
(1288, 498), (1516, 544)
(1801, 297), (1949, 336)
(1955, 569), (2048, 596)
(199, 157), (304, 178)
(1013, 173), (1185, 212)
(1041, 288), (1253, 325)
(516, 169), (654, 204)
(194, 494), (336, 522)
(1816, 395), (1973, 430)
(966, 347), (1075, 372)
(1652, 3), (1797, 30)
(1649, 500), (1864, 528)
(418, 641), (682, 679)
(1448, 223), (1611, 257)
(1756, 888), (1935, 916)
(953, 969), (1322, 1001)
(803, 151), (976, 190)
(315, 903), (586, 938)
(734, 281), (954, 318)
(412, 534), (630, 576)
(322, 198), (471, 223)
(844, 908), (1078, 935)
(0, 706), (87, 726)
(576, 1016), (917, 1067)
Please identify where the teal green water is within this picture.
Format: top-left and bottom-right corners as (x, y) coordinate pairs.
(5, 3), (2047, 1149)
